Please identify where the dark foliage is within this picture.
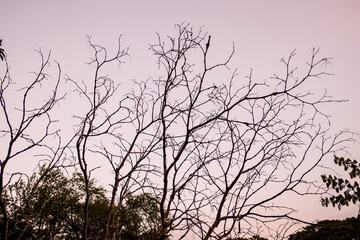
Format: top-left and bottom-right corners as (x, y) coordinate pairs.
(0, 39), (4, 61)
(289, 217), (360, 240)
(1, 166), (161, 240)
(321, 156), (360, 209)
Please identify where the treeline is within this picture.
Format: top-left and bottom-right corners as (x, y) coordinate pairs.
(2, 165), (162, 239)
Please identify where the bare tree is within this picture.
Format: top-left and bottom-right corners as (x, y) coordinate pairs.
(0, 24), (353, 240)
(66, 24), (352, 240)
(0, 50), (63, 239)
(65, 35), (163, 239)
(141, 24), (351, 240)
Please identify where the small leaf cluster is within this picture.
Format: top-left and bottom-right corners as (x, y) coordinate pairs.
(0, 39), (4, 61)
(321, 156), (360, 209)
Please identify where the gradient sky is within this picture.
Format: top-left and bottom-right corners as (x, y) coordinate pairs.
(1, 0), (360, 230)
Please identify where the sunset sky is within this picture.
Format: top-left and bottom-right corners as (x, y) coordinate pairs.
(1, 0), (360, 231)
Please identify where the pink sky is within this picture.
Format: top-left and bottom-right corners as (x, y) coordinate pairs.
(1, 0), (360, 236)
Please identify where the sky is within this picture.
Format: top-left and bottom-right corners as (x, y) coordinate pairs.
(1, 0), (360, 234)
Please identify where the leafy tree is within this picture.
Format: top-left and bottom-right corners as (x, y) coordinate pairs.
(2, 165), (107, 239)
(289, 217), (360, 240)
(321, 156), (360, 209)
(2, 166), (161, 239)
(118, 194), (163, 240)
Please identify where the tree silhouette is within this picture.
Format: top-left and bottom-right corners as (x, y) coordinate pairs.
(0, 48), (63, 239)
(0, 23), (354, 240)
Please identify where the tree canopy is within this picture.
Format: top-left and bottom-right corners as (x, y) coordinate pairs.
(289, 217), (360, 240)
(1, 165), (161, 239)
